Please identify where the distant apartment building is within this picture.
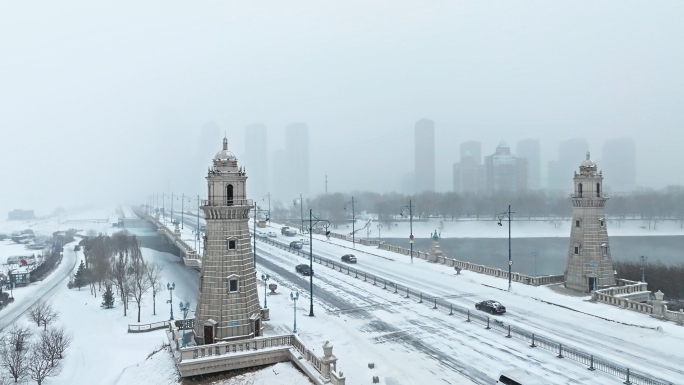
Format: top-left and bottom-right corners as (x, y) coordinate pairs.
(8, 209), (35, 221)
(548, 138), (589, 191)
(516, 139), (540, 190)
(244, 123), (268, 199)
(601, 138), (636, 192)
(453, 141), (484, 193)
(285, 123), (309, 198)
(414, 119), (435, 192)
(484, 142), (528, 193)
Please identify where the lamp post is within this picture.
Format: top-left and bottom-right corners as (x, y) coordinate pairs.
(290, 291), (299, 333)
(171, 192), (174, 224)
(261, 274), (270, 309)
(400, 199), (415, 263)
(263, 193), (271, 225)
(343, 196), (357, 248)
(640, 255), (648, 283)
(306, 209), (331, 317)
(589, 261), (598, 291)
(293, 195), (304, 233)
(162, 192), (166, 225)
(166, 282), (175, 320)
(377, 223), (383, 241)
(530, 251), (538, 277)
(497, 205), (514, 291)
(253, 203), (270, 268)
(179, 301), (190, 348)
(196, 195), (201, 256)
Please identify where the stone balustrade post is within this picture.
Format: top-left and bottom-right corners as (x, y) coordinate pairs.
(320, 340), (337, 380)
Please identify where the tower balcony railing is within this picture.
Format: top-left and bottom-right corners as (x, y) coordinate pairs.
(569, 194), (609, 199)
(201, 199), (253, 207)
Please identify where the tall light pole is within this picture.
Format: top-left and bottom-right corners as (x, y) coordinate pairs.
(179, 301), (190, 348)
(162, 192), (166, 225)
(497, 205), (514, 291)
(171, 192), (174, 224)
(400, 199), (415, 263)
(290, 291), (299, 333)
(640, 255), (648, 283)
(261, 274), (270, 309)
(531, 251), (538, 277)
(293, 195), (304, 233)
(166, 282), (175, 320)
(377, 223), (383, 241)
(263, 193), (271, 225)
(181, 193), (185, 229)
(344, 196), (356, 248)
(253, 203), (270, 268)
(306, 209), (331, 317)
(197, 195), (201, 256)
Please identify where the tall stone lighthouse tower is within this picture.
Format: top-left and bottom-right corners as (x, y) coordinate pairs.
(564, 152), (616, 292)
(194, 137), (261, 344)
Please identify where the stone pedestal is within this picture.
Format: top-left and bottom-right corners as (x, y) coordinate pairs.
(320, 341), (338, 380)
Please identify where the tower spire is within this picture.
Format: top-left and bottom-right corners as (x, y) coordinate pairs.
(223, 137), (228, 150)
(586, 151), (590, 160)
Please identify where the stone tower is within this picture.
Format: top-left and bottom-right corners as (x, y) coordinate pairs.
(564, 152), (616, 292)
(194, 137), (262, 344)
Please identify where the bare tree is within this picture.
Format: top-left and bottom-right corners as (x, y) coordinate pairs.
(28, 302), (60, 331)
(37, 327), (71, 368)
(145, 263), (164, 315)
(26, 346), (60, 385)
(1, 326), (32, 382)
(129, 245), (152, 322)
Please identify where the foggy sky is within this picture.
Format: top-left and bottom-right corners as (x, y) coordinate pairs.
(1, 1), (683, 215)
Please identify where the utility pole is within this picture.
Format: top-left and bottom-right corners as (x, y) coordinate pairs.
(163, 193), (166, 225)
(400, 199), (415, 263)
(344, 196), (356, 248)
(640, 255), (648, 283)
(171, 192), (174, 224)
(263, 193), (271, 225)
(181, 193), (185, 229)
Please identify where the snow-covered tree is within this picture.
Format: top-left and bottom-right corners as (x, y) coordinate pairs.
(73, 261), (87, 290)
(101, 284), (115, 309)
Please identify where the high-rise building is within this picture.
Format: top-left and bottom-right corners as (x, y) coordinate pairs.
(564, 152), (615, 292)
(414, 119), (435, 192)
(285, 123), (309, 198)
(244, 123), (268, 199)
(194, 137), (262, 344)
(453, 141), (484, 194)
(484, 142), (528, 193)
(601, 138), (636, 192)
(516, 139), (540, 190)
(548, 138), (589, 191)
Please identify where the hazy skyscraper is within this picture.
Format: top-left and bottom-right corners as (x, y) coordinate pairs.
(414, 119), (435, 192)
(285, 123), (309, 198)
(601, 138), (636, 192)
(516, 139), (541, 190)
(548, 138), (589, 191)
(453, 141), (483, 193)
(484, 142), (528, 193)
(244, 123), (268, 199)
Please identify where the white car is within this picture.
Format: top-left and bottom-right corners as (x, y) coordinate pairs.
(267, 232), (277, 237)
(300, 238), (310, 245)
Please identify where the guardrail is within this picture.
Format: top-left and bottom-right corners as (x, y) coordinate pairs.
(128, 320), (170, 333)
(257, 236), (674, 385)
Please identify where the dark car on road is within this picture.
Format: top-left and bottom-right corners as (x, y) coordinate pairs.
(296, 264), (313, 276)
(289, 241), (303, 249)
(475, 300), (506, 315)
(341, 254), (357, 263)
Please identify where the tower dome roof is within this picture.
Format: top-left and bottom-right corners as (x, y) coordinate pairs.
(214, 137), (237, 162)
(580, 151), (596, 168)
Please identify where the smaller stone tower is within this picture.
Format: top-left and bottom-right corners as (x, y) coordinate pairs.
(564, 152), (616, 292)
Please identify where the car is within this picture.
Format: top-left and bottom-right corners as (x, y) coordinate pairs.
(267, 232), (277, 237)
(341, 254), (357, 263)
(300, 238), (310, 245)
(475, 300), (506, 315)
(295, 264), (313, 276)
(281, 226), (290, 235)
(289, 241), (303, 249)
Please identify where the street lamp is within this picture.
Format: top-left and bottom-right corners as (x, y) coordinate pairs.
(640, 255), (648, 283)
(253, 203), (270, 268)
(179, 301), (191, 348)
(377, 223), (383, 241)
(262, 193), (271, 225)
(166, 282), (175, 320)
(530, 251), (538, 278)
(305, 209), (331, 317)
(343, 196), (357, 248)
(400, 199), (415, 263)
(293, 194), (304, 233)
(290, 291), (299, 334)
(497, 205), (514, 291)
(261, 274), (270, 309)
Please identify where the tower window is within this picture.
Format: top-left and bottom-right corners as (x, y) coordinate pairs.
(228, 279), (239, 293)
(573, 243), (580, 255)
(578, 183), (583, 197)
(599, 219), (605, 227)
(227, 184), (234, 206)
(596, 183), (601, 197)
(228, 240), (236, 250)
(575, 220), (581, 228)
(601, 244), (608, 256)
